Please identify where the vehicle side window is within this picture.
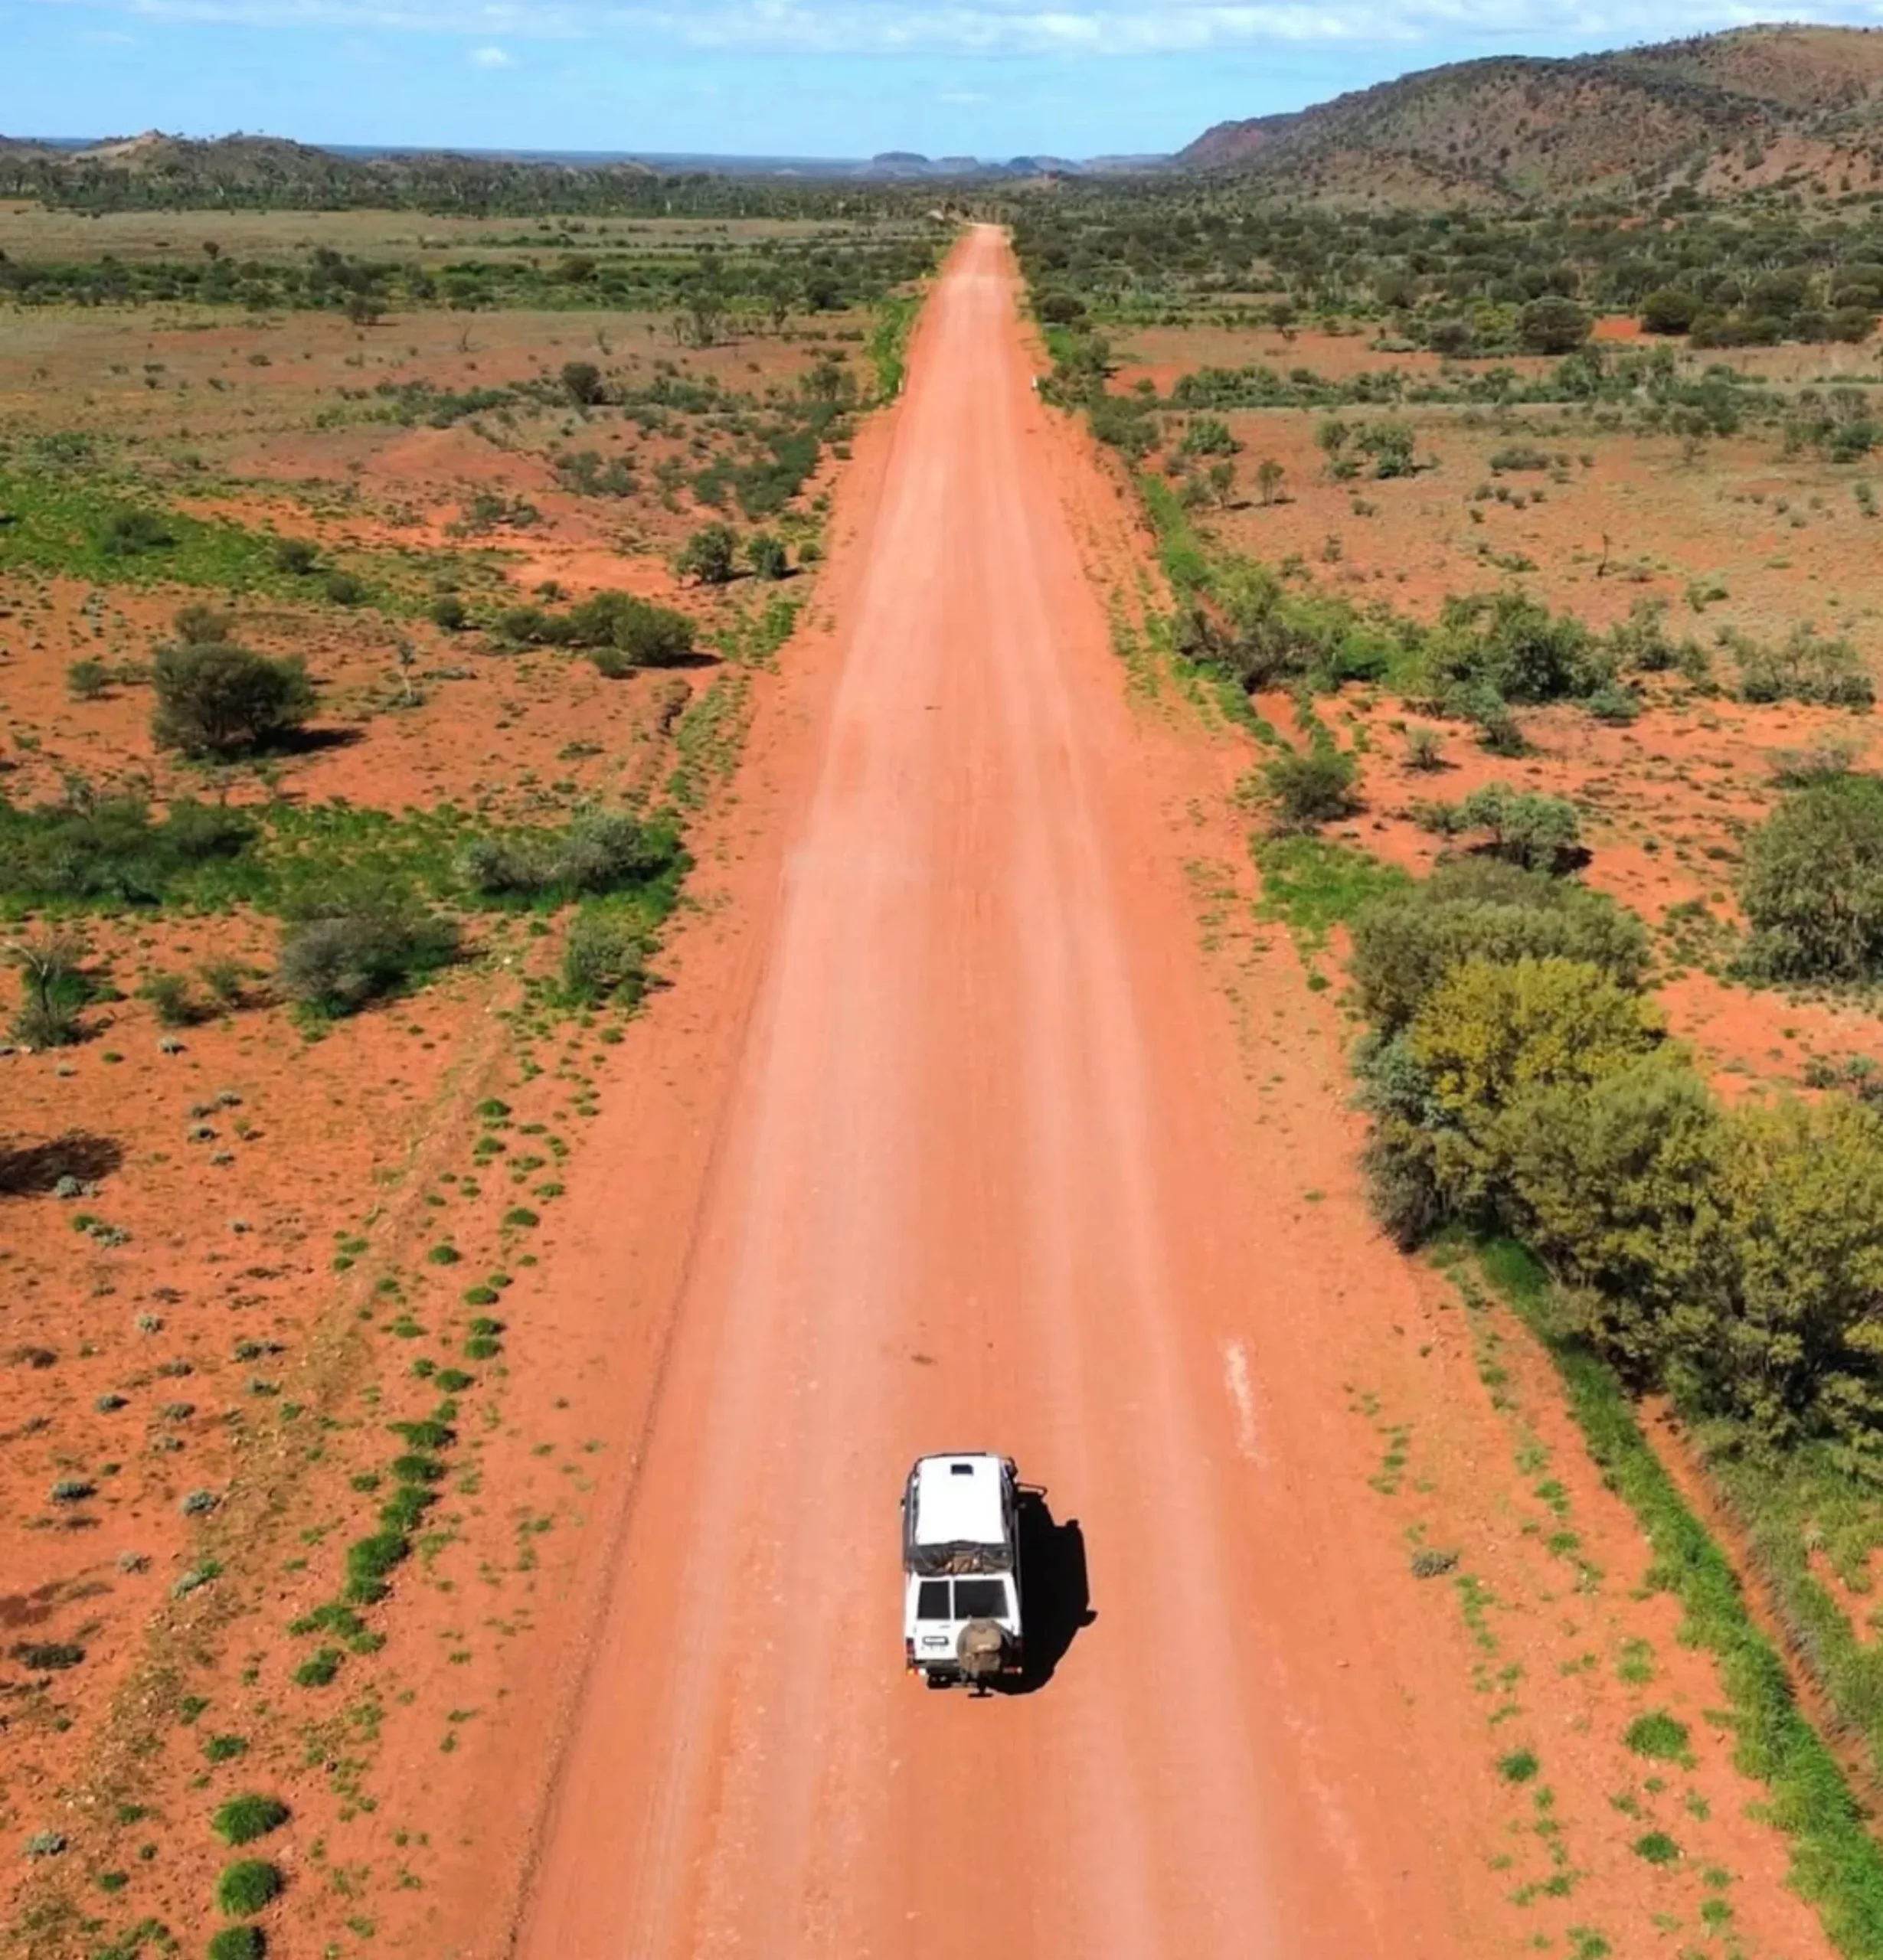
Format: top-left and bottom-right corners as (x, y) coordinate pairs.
(916, 1579), (951, 1621)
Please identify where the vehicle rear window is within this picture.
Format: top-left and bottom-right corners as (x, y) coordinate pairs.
(915, 1579), (951, 1622)
(954, 1577), (1008, 1619)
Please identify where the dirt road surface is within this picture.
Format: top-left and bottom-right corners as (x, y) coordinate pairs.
(511, 225), (1471, 1960)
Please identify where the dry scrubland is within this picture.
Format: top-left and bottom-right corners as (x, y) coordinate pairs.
(1113, 316), (1883, 1087)
(0, 204), (929, 1958)
(1017, 174), (1883, 1957)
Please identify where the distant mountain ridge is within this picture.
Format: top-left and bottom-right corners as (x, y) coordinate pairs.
(1179, 23), (1883, 204)
(0, 132), (1163, 205)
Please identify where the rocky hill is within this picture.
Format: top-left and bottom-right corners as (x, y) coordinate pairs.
(1180, 24), (1883, 204)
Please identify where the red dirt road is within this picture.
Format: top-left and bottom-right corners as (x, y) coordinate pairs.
(512, 227), (1463, 1960)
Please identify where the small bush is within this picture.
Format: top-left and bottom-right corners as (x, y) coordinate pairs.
(563, 904), (653, 1004)
(561, 360), (606, 407)
(430, 594), (468, 632)
(462, 812), (682, 904)
(175, 603), (234, 646)
(152, 642), (314, 758)
(11, 1641), (84, 1670)
(1728, 623), (1874, 709)
(211, 1795), (289, 1847)
(1422, 784), (1582, 874)
(343, 1530), (409, 1605)
(67, 659), (110, 701)
(677, 522), (738, 586)
(1404, 727), (1444, 772)
(1263, 746), (1359, 831)
(1741, 775), (1883, 980)
(1632, 1832), (1680, 1866)
(1623, 1710), (1691, 1761)
(276, 905), (457, 1018)
(97, 507), (174, 557)
(215, 1858), (283, 1916)
(322, 570), (365, 607)
(209, 1927), (265, 1960)
(10, 931), (94, 1050)
(747, 532), (789, 581)
(270, 537), (319, 575)
(1517, 296), (1591, 354)
(140, 972), (204, 1028)
(293, 1648), (342, 1687)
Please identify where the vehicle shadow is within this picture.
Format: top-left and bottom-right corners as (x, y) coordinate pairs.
(995, 1490), (1094, 1695)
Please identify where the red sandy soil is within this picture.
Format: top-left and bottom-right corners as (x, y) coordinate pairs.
(8, 234), (1847, 1960)
(453, 230), (1831, 1960)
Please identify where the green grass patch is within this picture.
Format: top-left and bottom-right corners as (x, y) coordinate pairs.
(1623, 1711), (1692, 1763)
(868, 291), (923, 400)
(211, 1795), (289, 1847)
(1254, 836), (1411, 952)
(214, 1859), (283, 1916)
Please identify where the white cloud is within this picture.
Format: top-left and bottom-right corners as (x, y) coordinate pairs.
(45, 0), (1883, 54)
(469, 38), (512, 60)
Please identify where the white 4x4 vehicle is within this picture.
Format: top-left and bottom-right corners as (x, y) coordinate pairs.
(901, 1452), (1023, 1690)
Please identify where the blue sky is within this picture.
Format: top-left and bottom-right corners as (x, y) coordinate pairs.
(7, 1), (1883, 158)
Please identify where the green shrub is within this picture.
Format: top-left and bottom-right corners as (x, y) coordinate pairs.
(292, 1648), (342, 1687)
(208, 1928), (264, 1960)
(430, 594), (468, 632)
(1518, 296), (1592, 354)
(1410, 956), (1660, 1125)
(322, 570), (365, 607)
(343, 1530), (409, 1606)
(211, 1795), (289, 1847)
(1179, 414), (1240, 458)
(0, 793), (255, 907)
(1349, 861), (1647, 1034)
(1354, 419), (1417, 478)
(1399, 956), (1663, 1219)
(1640, 289), (1700, 335)
(495, 590), (696, 670)
(1623, 1710), (1692, 1761)
(677, 522), (738, 586)
(276, 904), (458, 1017)
(67, 658), (110, 700)
(175, 603), (234, 645)
(97, 507), (175, 557)
(152, 642), (315, 757)
(214, 1859), (283, 1916)
(1263, 745), (1359, 831)
(1725, 624), (1874, 709)
(271, 537), (319, 575)
(461, 812), (682, 903)
(1420, 590), (1609, 706)
(1427, 784), (1581, 873)
(10, 931), (93, 1050)
(140, 972), (204, 1027)
(563, 903), (653, 1004)
(1741, 775), (1883, 980)
(1498, 1057), (1723, 1377)
(1682, 1096), (1883, 1449)
(747, 532), (789, 581)
(561, 360), (606, 407)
